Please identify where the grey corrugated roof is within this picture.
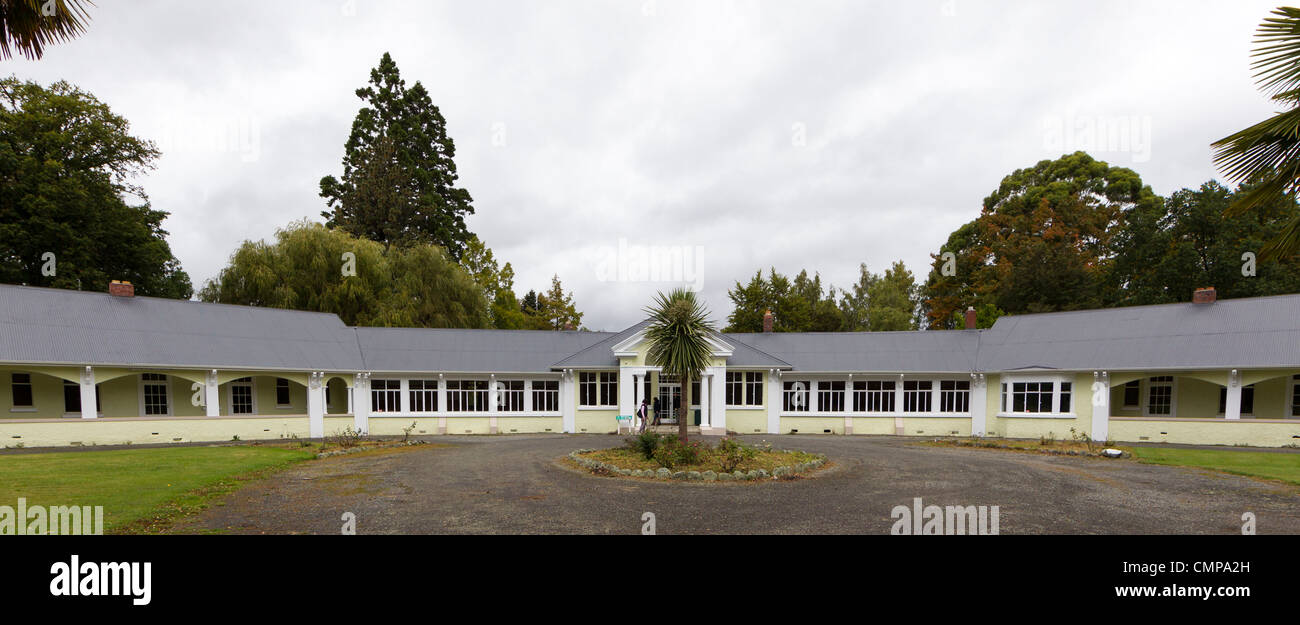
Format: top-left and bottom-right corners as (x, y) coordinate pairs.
(550, 320), (650, 368)
(0, 284), (364, 370)
(357, 327), (612, 373)
(721, 336), (793, 368)
(975, 294), (1300, 371)
(726, 331), (981, 373)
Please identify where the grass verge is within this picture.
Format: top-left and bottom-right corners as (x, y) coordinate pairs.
(0, 445), (315, 534)
(1128, 447), (1300, 486)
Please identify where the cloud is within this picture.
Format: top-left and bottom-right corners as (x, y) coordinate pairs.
(7, 0), (1285, 330)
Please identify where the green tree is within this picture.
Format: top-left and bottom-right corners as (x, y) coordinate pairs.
(866, 261), (920, 331)
(837, 263), (876, 331)
(320, 52), (475, 259)
(1211, 7), (1300, 260)
(643, 288), (715, 442)
(199, 220), (486, 328)
(0, 78), (192, 298)
(1, 0), (91, 60)
(923, 152), (1160, 327)
(1112, 180), (1300, 304)
(537, 274), (583, 330)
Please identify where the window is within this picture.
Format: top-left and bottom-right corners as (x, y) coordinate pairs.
(496, 380), (525, 412)
(409, 380), (437, 412)
(579, 372), (617, 407)
(1218, 385), (1255, 415)
(1122, 380), (1141, 408)
(230, 377), (254, 414)
(371, 379), (400, 413)
(902, 380), (932, 413)
(724, 372), (763, 407)
(782, 381), (810, 412)
(275, 378), (292, 406)
(448, 380), (489, 412)
(853, 380), (895, 412)
(817, 381), (846, 412)
(1059, 382), (1072, 414)
(1008, 381), (1052, 413)
(940, 380), (970, 413)
(11, 373), (33, 408)
(1292, 375), (1300, 417)
(1146, 376), (1173, 416)
(141, 373), (170, 416)
(63, 380), (101, 414)
(532, 380), (559, 412)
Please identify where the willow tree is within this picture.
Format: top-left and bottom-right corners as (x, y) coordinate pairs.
(1213, 7), (1300, 260)
(643, 288), (715, 442)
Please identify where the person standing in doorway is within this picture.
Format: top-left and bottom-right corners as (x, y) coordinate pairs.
(651, 395), (661, 426)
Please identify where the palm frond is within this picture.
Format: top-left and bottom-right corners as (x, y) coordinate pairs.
(642, 288), (715, 380)
(0, 0), (93, 61)
(1250, 7), (1300, 98)
(1262, 212), (1300, 260)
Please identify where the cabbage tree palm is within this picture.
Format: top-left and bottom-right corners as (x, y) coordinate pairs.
(0, 0), (92, 60)
(1212, 6), (1300, 260)
(643, 288), (714, 443)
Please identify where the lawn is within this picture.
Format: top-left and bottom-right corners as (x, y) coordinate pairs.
(0, 445), (316, 533)
(1128, 447), (1300, 486)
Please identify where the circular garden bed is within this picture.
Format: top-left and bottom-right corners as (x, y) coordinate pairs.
(568, 435), (828, 482)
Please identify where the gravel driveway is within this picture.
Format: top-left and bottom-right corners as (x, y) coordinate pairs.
(179, 435), (1300, 534)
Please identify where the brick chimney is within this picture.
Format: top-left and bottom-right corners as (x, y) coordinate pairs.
(1193, 287), (1216, 304)
(762, 309), (774, 333)
(108, 280), (134, 297)
(964, 306), (977, 330)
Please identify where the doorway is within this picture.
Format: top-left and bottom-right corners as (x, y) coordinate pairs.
(657, 381), (681, 425)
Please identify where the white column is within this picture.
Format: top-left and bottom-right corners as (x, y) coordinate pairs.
(437, 374), (448, 435)
(698, 372), (711, 429)
(618, 367), (634, 417)
(766, 369), (781, 434)
(353, 373), (370, 434)
(489, 374), (499, 434)
(894, 374), (905, 435)
(79, 366), (97, 419)
(1225, 369), (1242, 420)
(844, 375), (854, 435)
(203, 369), (220, 417)
(307, 372), (325, 439)
(1090, 372), (1109, 441)
(631, 373), (642, 430)
(710, 367), (726, 433)
(970, 373), (988, 437)
(561, 370), (576, 433)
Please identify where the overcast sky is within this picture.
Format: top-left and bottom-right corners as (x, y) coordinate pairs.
(5, 0), (1285, 330)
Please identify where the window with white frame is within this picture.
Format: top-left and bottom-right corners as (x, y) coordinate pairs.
(817, 381), (846, 412)
(141, 373), (170, 415)
(579, 372), (617, 407)
(448, 380), (489, 412)
(1146, 376), (1173, 416)
(371, 379), (400, 413)
(10, 373), (33, 408)
(725, 372), (763, 407)
(230, 377), (255, 414)
(853, 380), (895, 412)
(496, 380), (525, 412)
(1001, 379), (1073, 414)
(532, 380), (559, 412)
(902, 380), (932, 412)
(275, 378), (292, 407)
(939, 380), (970, 413)
(409, 379), (437, 412)
(782, 381), (810, 412)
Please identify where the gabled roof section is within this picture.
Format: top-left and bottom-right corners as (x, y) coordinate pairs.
(0, 284), (364, 370)
(975, 294), (1300, 371)
(726, 330), (980, 373)
(357, 327), (612, 373)
(551, 320), (650, 369)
